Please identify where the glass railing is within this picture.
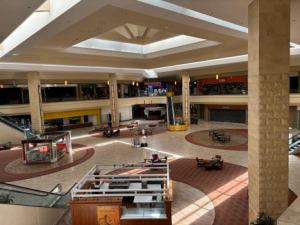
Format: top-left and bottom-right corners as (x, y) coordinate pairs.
(290, 89), (300, 94)
(0, 182), (75, 209)
(43, 95), (110, 103)
(121, 207), (166, 219)
(190, 89), (248, 96)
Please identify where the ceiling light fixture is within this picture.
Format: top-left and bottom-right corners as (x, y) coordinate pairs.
(107, 81), (109, 85)
(136, 82), (139, 86)
(175, 81), (176, 85)
(216, 74), (218, 80)
(55, 84), (57, 87)
(65, 80), (68, 85)
(132, 81), (135, 86)
(0, 85), (3, 88)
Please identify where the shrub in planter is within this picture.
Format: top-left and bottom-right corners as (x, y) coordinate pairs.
(0, 194), (14, 203)
(250, 212), (275, 225)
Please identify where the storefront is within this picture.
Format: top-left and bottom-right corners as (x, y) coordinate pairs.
(200, 75), (247, 95)
(206, 105), (247, 124)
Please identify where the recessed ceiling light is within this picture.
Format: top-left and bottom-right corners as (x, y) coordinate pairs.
(13, 54), (19, 56)
(165, 27), (168, 28)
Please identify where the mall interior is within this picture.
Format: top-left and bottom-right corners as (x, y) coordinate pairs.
(0, 0), (300, 225)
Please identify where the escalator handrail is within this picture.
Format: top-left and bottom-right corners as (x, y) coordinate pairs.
(0, 112), (41, 136)
(0, 182), (77, 197)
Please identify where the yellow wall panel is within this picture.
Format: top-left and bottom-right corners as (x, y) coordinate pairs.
(44, 108), (101, 124)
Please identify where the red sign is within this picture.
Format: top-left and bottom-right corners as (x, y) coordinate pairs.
(144, 82), (161, 86)
(140, 104), (157, 107)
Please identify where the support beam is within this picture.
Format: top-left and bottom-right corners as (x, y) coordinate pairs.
(27, 72), (44, 133)
(248, 0), (290, 222)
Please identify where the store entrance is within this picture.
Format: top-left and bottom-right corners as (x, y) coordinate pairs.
(210, 109), (246, 124)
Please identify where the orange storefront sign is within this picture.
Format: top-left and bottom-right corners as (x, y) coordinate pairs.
(97, 205), (120, 225)
(200, 75), (247, 85)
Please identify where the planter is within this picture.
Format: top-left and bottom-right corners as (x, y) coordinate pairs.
(195, 119), (198, 125)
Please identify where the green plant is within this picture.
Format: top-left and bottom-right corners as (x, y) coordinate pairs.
(0, 194), (14, 203)
(250, 212), (275, 225)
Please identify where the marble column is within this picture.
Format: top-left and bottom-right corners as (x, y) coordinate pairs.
(181, 71), (190, 122)
(27, 72), (44, 133)
(109, 73), (119, 127)
(248, 0), (290, 222)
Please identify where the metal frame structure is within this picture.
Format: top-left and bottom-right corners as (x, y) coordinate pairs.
(21, 131), (72, 164)
(71, 163), (170, 200)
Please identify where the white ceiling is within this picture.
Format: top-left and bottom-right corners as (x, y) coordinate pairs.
(0, 0), (46, 43)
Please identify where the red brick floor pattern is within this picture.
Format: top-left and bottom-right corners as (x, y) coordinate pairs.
(107, 159), (297, 225)
(185, 129), (248, 151)
(89, 124), (167, 139)
(0, 144), (94, 182)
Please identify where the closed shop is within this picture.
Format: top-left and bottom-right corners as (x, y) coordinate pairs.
(208, 106), (247, 124)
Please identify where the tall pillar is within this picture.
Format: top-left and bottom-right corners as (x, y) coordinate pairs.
(181, 71), (190, 122)
(109, 73), (119, 127)
(27, 72), (44, 133)
(248, 0), (290, 222)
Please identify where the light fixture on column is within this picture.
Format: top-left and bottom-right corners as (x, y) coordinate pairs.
(216, 74), (218, 80)
(65, 80), (68, 86)
(0, 85), (3, 88)
(132, 81), (135, 86)
(136, 82), (139, 86)
(55, 84), (57, 87)
(189, 78), (190, 82)
(185, 82), (188, 120)
(107, 81), (109, 85)
(111, 85), (116, 123)
(175, 81), (177, 85)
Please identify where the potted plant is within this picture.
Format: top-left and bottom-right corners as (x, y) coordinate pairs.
(0, 193), (14, 203)
(250, 212), (275, 225)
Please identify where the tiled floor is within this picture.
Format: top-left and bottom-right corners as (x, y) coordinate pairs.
(3, 119), (300, 225)
(89, 122), (167, 139)
(105, 159), (297, 225)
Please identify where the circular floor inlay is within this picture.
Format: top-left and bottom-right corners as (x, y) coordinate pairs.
(185, 129), (248, 151)
(5, 145), (88, 174)
(0, 144), (94, 182)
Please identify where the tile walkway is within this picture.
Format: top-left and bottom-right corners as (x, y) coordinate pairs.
(2, 119), (299, 224)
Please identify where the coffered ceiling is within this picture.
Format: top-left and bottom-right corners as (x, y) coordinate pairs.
(0, 0), (300, 80)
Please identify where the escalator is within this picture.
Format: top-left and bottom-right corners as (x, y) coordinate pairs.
(289, 132), (300, 154)
(0, 182), (76, 225)
(166, 95), (175, 125)
(0, 112), (41, 141)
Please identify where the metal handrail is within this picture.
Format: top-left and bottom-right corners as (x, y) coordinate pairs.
(289, 132), (300, 142)
(0, 182), (77, 197)
(71, 163), (170, 200)
(0, 112), (41, 136)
